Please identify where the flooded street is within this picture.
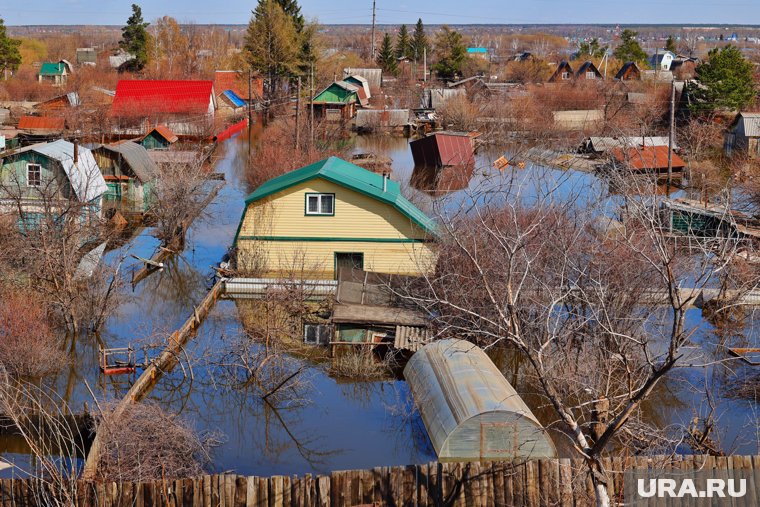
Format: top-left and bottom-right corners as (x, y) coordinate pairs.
(2, 130), (758, 478)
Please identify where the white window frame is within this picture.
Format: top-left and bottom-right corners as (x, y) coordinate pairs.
(305, 193), (335, 216)
(26, 163), (42, 187)
(561, 71), (571, 80)
(586, 71), (596, 79)
(304, 323), (332, 345)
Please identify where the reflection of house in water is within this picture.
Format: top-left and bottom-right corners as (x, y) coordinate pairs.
(410, 163), (474, 197)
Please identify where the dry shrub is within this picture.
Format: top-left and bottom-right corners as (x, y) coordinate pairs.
(96, 402), (220, 482)
(328, 349), (390, 380)
(0, 291), (67, 377)
(0, 67), (59, 102)
(437, 95), (482, 132)
(247, 116), (348, 189)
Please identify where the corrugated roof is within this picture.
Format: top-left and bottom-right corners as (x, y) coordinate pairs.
(610, 145), (686, 170)
(94, 141), (158, 183)
(7, 140), (107, 202)
(343, 75), (371, 100)
(240, 156), (437, 237)
(221, 90), (246, 108)
(588, 136), (674, 152)
(18, 116), (65, 131)
(410, 132), (475, 167)
(404, 339), (556, 460)
(214, 70), (256, 100)
(111, 80), (215, 116)
(738, 113), (760, 137)
(343, 68), (382, 89)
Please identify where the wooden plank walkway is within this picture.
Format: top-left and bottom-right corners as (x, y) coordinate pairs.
(5, 455), (759, 506)
(82, 279), (225, 479)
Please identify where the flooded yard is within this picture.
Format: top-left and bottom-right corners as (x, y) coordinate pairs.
(2, 129), (758, 478)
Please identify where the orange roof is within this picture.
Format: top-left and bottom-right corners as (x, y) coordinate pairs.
(610, 145), (685, 171)
(146, 124), (178, 144)
(18, 116), (65, 131)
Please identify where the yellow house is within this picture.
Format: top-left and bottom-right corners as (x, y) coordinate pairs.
(233, 157), (438, 278)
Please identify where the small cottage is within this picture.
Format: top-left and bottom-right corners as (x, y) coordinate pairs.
(140, 125), (178, 150)
(34, 92), (81, 113)
(410, 131), (477, 168)
(725, 112), (760, 158)
(548, 60), (574, 82)
(310, 81), (361, 122)
(76, 48), (97, 66)
(615, 61), (641, 81)
(92, 141), (158, 212)
(38, 60), (73, 85)
(649, 50), (676, 71)
(343, 75), (371, 100)
(575, 61), (603, 80)
(234, 156), (437, 279)
(0, 140), (107, 226)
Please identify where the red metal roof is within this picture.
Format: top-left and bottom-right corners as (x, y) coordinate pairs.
(18, 116), (65, 131)
(111, 80), (215, 117)
(410, 132), (476, 167)
(610, 145), (686, 171)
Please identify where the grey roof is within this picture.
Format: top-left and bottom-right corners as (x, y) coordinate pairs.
(343, 68), (382, 89)
(94, 141), (158, 182)
(422, 88), (466, 109)
(8, 140), (107, 202)
(355, 109), (411, 128)
(586, 136), (675, 152)
(404, 339), (556, 460)
(737, 113), (760, 137)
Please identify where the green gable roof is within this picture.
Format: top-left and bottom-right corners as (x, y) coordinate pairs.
(39, 62), (66, 76)
(312, 82), (357, 104)
(239, 156), (437, 239)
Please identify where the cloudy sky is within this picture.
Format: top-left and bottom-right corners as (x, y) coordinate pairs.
(1, 0), (760, 25)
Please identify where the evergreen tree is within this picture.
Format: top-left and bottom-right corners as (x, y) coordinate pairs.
(274, 0), (304, 32)
(376, 33), (398, 75)
(665, 35), (677, 53)
(120, 4), (150, 71)
(411, 18), (429, 62)
(0, 17), (21, 79)
(432, 25), (466, 80)
(689, 45), (756, 112)
(577, 38), (607, 59)
(274, 0), (314, 76)
(245, 0), (301, 102)
(395, 24), (412, 60)
(613, 29), (647, 65)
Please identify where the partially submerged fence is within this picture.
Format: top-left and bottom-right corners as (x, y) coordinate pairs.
(3, 454), (758, 506)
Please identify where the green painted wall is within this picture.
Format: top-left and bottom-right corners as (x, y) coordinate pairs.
(140, 132), (170, 150)
(0, 151), (72, 200)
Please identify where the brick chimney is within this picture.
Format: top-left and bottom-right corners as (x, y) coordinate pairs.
(73, 140), (78, 165)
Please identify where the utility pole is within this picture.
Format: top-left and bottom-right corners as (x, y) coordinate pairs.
(295, 76), (301, 150)
(667, 79), (676, 196)
(423, 47), (427, 82)
(248, 69), (253, 158)
(371, 0), (377, 60)
(309, 61), (314, 150)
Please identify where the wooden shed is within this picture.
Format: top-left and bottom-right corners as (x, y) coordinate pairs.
(404, 339), (556, 461)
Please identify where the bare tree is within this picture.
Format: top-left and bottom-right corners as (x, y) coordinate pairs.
(396, 162), (749, 506)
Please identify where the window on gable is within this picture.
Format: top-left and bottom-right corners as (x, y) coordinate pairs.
(305, 193), (334, 215)
(561, 72), (570, 80)
(27, 164), (42, 187)
(586, 71), (596, 79)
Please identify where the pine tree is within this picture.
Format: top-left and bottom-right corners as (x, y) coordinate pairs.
(689, 45), (756, 112)
(395, 24), (412, 60)
(376, 33), (398, 75)
(274, 0), (304, 32)
(120, 4), (150, 71)
(411, 18), (429, 62)
(613, 29), (647, 65)
(245, 0), (301, 102)
(274, 0), (314, 75)
(432, 25), (466, 80)
(665, 35), (677, 53)
(0, 17), (21, 79)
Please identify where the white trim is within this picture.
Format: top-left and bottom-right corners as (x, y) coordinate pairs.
(26, 163), (42, 187)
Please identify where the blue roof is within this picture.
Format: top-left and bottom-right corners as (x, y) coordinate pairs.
(222, 90), (245, 108)
(467, 47), (488, 53)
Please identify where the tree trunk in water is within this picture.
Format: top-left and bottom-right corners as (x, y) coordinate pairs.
(595, 482), (611, 507)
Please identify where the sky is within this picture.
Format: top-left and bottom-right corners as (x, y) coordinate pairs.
(2, 0), (760, 26)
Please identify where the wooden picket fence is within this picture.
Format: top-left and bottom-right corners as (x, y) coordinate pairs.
(1, 454), (758, 506)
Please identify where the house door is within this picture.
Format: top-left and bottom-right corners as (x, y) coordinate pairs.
(334, 252), (364, 278)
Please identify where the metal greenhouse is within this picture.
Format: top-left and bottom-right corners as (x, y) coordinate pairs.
(404, 339), (556, 461)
